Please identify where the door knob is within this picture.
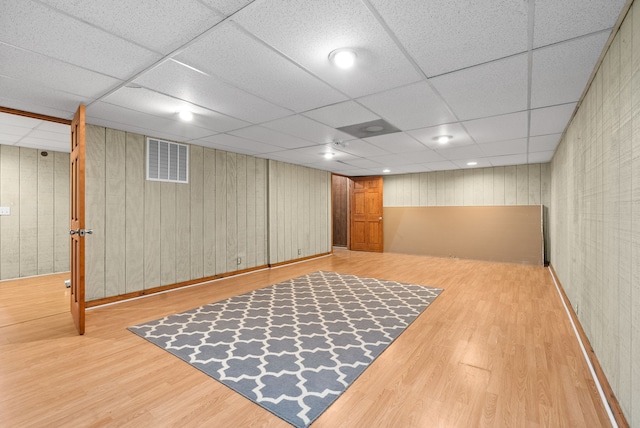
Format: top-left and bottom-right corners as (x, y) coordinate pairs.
(378, 217), (383, 220)
(69, 229), (79, 235)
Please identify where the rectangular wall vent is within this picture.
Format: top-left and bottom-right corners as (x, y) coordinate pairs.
(146, 137), (188, 183)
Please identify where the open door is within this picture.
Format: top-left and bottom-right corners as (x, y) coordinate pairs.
(70, 105), (86, 334)
(350, 176), (383, 252)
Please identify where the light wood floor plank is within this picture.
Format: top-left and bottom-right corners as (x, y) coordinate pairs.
(0, 250), (612, 427)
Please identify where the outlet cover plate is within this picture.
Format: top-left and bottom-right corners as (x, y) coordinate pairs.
(0, 207), (10, 216)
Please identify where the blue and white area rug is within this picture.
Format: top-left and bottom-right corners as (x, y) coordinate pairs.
(128, 271), (442, 427)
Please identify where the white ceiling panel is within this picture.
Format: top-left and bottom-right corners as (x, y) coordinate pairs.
(334, 139), (389, 157)
(263, 115), (354, 144)
(133, 60), (292, 123)
(528, 150), (555, 163)
(0, 122), (34, 138)
(408, 123), (474, 149)
(0, 76), (88, 116)
(530, 103), (577, 136)
(10, 136), (68, 152)
(0, 134), (21, 145)
(1, 0), (161, 80)
(431, 54), (528, 120)
(302, 101), (380, 128)
(38, 0), (223, 54)
(338, 168), (380, 177)
(102, 86), (249, 133)
(529, 134), (562, 153)
(436, 144), (485, 161)
(199, 0), (253, 17)
(368, 0), (528, 76)
(364, 132), (427, 154)
(230, 125), (315, 149)
(531, 31), (610, 108)
(0, 97), (75, 121)
(232, 0), (422, 98)
(0, 45), (122, 99)
(479, 138), (528, 157)
(452, 159), (492, 169)
(86, 101), (218, 141)
(343, 158), (384, 169)
(463, 112), (529, 144)
(304, 160), (353, 172)
(367, 153), (419, 167)
(533, 0), (627, 48)
(358, 82), (456, 130)
(194, 134), (281, 155)
(485, 154), (528, 166)
(176, 23), (347, 112)
(27, 129), (69, 144)
(399, 150), (446, 164)
(423, 161), (459, 171)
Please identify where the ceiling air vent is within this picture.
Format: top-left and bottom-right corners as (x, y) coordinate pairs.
(146, 137), (189, 183)
(336, 118), (400, 139)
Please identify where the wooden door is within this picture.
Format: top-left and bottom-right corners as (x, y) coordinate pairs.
(70, 105), (86, 335)
(350, 176), (383, 252)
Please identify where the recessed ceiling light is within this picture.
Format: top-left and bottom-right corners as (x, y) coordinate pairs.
(383, 169), (391, 173)
(467, 161), (477, 166)
(329, 48), (357, 69)
(434, 135), (452, 144)
(324, 152), (335, 159)
(178, 110), (193, 121)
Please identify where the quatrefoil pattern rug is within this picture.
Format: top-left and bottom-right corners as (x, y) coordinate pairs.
(128, 271), (442, 428)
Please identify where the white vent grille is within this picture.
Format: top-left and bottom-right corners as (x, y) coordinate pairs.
(146, 138), (188, 183)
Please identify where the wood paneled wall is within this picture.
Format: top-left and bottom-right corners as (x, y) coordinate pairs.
(0, 145), (69, 280)
(383, 164), (550, 207)
(85, 126), (270, 300)
(383, 164), (551, 261)
(550, 3), (639, 425)
(267, 160), (331, 264)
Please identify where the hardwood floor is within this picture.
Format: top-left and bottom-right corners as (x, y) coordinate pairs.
(0, 249), (612, 427)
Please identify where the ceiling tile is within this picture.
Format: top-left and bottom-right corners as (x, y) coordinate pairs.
(10, 135), (68, 152)
(364, 132), (426, 154)
(0, 76), (87, 116)
(358, 82), (456, 130)
(86, 101), (219, 141)
(199, 0), (253, 16)
(334, 139), (389, 157)
(262, 115), (353, 144)
(408, 123), (474, 149)
(423, 161), (459, 171)
(485, 154), (528, 166)
(431, 53), (528, 120)
(436, 144), (485, 161)
(133, 60), (293, 123)
(529, 134), (562, 153)
(343, 158), (384, 169)
(533, 0), (626, 48)
(0, 97), (75, 121)
(1, 0), (161, 80)
(27, 129), (69, 144)
(531, 32), (610, 108)
(338, 168), (380, 177)
(530, 103), (576, 136)
(35, 121), (70, 134)
(528, 151), (555, 163)
(478, 138), (528, 156)
(194, 134), (281, 154)
(232, 0), (422, 97)
(175, 23), (347, 112)
(0, 45), (122, 99)
(38, 0), (223, 54)
(0, 122), (35, 138)
(367, 153), (417, 167)
(302, 101), (380, 128)
(452, 159), (492, 169)
(463, 112), (528, 144)
(0, 134), (21, 145)
(230, 125), (315, 149)
(368, 0), (528, 76)
(102, 86), (249, 133)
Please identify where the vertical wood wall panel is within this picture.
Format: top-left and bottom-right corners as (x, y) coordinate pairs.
(190, 145), (204, 279)
(143, 180), (161, 289)
(124, 133), (144, 293)
(53, 151), (69, 273)
(550, 3), (639, 424)
(246, 156), (257, 267)
(383, 164), (549, 208)
(0, 146), (70, 280)
(19, 149), (38, 277)
(236, 154), (247, 270)
(104, 129), (126, 296)
(255, 158), (267, 265)
(203, 148), (216, 277)
(175, 176), (190, 283)
(160, 183), (176, 286)
(37, 151), (54, 274)
(215, 150), (227, 275)
(225, 153), (237, 273)
(85, 125), (105, 300)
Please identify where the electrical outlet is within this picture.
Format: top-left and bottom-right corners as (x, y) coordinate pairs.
(0, 206), (10, 216)
(237, 257), (241, 265)
(298, 249), (302, 255)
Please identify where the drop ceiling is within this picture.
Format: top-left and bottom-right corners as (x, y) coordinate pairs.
(0, 0), (629, 176)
